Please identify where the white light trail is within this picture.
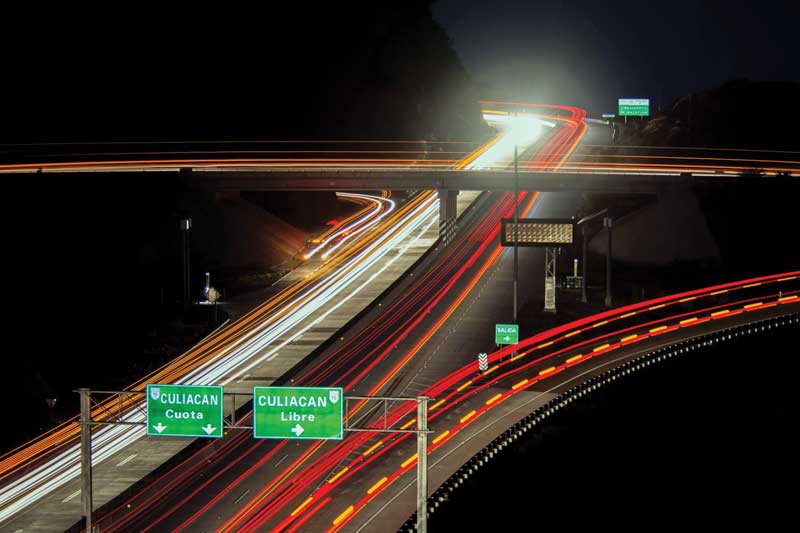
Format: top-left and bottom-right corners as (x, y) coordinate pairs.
(0, 194), (438, 523)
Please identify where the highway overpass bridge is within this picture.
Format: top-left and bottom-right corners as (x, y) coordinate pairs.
(6, 165), (747, 240)
(10, 167), (713, 193)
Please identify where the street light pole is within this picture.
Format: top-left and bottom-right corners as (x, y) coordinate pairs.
(79, 388), (93, 532)
(604, 216), (613, 307)
(179, 218), (192, 311)
(581, 224), (588, 303)
(513, 144), (519, 324)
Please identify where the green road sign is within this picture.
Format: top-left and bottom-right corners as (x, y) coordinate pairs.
(602, 113), (616, 118)
(495, 323), (519, 345)
(146, 384), (223, 438)
(618, 98), (650, 116)
(253, 386), (343, 440)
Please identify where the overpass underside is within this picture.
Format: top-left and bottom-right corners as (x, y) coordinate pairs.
(22, 167), (700, 193)
(180, 168), (690, 193)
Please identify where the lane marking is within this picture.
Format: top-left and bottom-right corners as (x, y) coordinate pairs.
(401, 454), (418, 469)
(485, 393), (503, 405)
(362, 441), (383, 457)
(432, 430), (451, 445)
(429, 399), (446, 411)
(61, 489), (81, 503)
(400, 419), (416, 430)
(333, 505), (354, 526)
(367, 477), (388, 495)
(290, 496), (313, 516)
(328, 467), (349, 484)
(116, 453), (137, 467)
(512, 379), (529, 390)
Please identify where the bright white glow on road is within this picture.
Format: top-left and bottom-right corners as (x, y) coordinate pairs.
(466, 114), (549, 170)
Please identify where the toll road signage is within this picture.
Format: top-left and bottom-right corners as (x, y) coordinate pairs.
(253, 386), (344, 440)
(495, 323), (519, 345)
(146, 384), (223, 438)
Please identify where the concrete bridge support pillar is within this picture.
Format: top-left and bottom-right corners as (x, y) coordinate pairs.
(437, 189), (459, 245)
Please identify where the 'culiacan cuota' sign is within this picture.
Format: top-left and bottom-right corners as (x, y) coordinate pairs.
(146, 384), (223, 438)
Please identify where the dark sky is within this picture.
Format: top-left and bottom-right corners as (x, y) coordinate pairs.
(433, 0), (799, 114)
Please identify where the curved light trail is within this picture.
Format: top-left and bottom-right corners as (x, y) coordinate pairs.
(0, 105), (564, 526)
(93, 105), (585, 532)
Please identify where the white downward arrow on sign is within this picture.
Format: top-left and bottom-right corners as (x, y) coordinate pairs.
(153, 422), (166, 433)
(202, 424), (216, 435)
(291, 424), (304, 437)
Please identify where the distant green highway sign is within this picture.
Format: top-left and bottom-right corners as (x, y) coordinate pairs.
(602, 113), (616, 118)
(146, 384), (223, 438)
(495, 323), (519, 345)
(253, 386), (343, 440)
(618, 98), (650, 116)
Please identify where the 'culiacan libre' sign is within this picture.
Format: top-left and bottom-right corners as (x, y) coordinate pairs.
(146, 384), (224, 438)
(253, 386), (343, 440)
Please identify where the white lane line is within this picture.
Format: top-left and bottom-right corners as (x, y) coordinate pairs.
(61, 489), (81, 503)
(116, 453), (137, 467)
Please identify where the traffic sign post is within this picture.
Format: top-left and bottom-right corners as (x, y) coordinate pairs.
(253, 386), (343, 440)
(146, 384), (223, 438)
(495, 323), (519, 345)
(75, 387), (430, 533)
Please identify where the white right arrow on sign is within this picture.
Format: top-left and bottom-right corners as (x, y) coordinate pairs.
(291, 424), (304, 437)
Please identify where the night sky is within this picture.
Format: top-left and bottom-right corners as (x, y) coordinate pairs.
(433, 0), (799, 114)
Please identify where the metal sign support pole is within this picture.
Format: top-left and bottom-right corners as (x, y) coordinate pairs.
(604, 216), (613, 307)
(79, 388), (93, 532)
(544, 248), (557, 313)
(581, 224), (588, 302)
(513, 144), (519, 324)
(416, 397), (429, 533)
